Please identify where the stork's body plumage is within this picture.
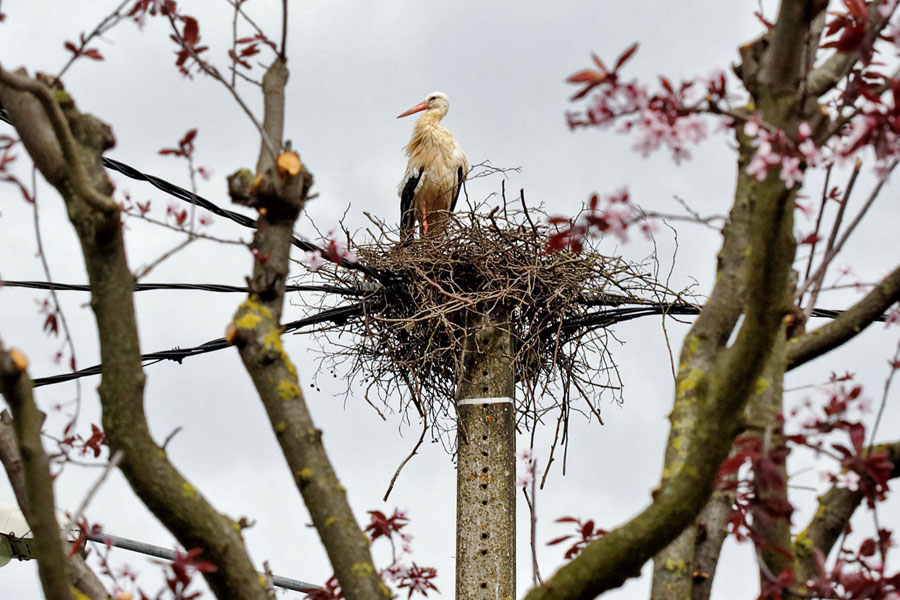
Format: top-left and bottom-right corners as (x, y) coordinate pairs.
(397, 92), (468, 236)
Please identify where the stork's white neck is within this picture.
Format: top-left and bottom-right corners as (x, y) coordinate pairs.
(416, 108), (447, 127)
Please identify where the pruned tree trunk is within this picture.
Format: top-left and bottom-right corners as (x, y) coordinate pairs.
(455, 308), (516, 600)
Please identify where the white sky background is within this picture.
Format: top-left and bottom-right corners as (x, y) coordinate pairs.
(1, 1), (899, 598)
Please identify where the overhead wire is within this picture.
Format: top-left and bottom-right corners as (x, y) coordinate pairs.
(1, 279), (372, 296)
(30, 303), (364, 388)
(2, 109), (891, 388)
(0, 107), (388, 283)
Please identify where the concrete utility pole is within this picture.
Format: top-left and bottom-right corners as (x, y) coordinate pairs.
(455, 309), (516, 600)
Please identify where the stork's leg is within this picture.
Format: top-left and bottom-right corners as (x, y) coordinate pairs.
(422, 205), (429, 234)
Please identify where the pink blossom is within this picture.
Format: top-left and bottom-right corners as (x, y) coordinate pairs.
(779, 156), (803, 188)
(874, 160), (895, 181)
(605, 205), (632, 242)
(607, 189), (628, 204)
(326, 235), (358, 263)
(743, 117), (760, 138)
(799, 139), (819, 165)
(856, 396), (872, 413)
(747, 154), (771, 181)
(835, 470), (861, 491)
(757, 140), (780, 164)
(879, 0), (898, 18)
(798, 122), (812, 140)
(640, 218), (659, 240)
(746, 139), (782, 181)
(302, 250), (325, 271)
(671, 146), (691, 165)
(675, 116), (707, 144)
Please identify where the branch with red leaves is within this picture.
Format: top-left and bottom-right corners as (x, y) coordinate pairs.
(529, 4), (832, 598)
(0, 411), (109, 599)
(226, 59), (385, 600)
(788, 262), (900, 370)
(0, 67), (271, 599)
(0, 343), (75, 600)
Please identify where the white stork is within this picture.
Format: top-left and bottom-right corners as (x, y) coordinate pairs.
(397, 91), (468, 236)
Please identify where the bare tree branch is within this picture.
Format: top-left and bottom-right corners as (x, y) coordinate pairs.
(228, 59), (387, 600)
(0, 343), (74, 600)
(787, 262), (900, 370)
(793, 440), (900, 583)
(0, 67), (268, 600)
(0, 411), (110, 600)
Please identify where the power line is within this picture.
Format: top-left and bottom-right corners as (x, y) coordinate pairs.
(1, 279), (374, 297)
(0, 108), (388, 284)
(31, 303), (363, 388)
(562, 303), (886, 333)
(86, 533), (321, 593)
(25, 289), (880, 389)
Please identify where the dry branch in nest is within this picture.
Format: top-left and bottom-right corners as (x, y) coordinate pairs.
(298, 199), (685, 444)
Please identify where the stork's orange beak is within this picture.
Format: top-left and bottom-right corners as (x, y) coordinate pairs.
(397, 101), (429, 118)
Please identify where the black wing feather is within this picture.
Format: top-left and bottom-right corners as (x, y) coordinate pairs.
(400, 168), (422, 234)
(449, 166), (464, 213)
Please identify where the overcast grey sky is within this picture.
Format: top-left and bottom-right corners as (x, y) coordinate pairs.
(1, 1), (899, 598)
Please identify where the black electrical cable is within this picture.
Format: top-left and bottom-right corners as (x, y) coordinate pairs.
(30, 303), (363, 388)
(0, 108), (389, 284)
(1, 279), (374, 297)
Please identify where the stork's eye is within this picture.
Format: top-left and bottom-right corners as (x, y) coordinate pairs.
(427, 96), (436, 102)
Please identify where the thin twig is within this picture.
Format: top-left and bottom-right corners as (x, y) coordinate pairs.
(383, 419), (428, 501)
(56, 0), (132, 80)
(867, 337), (900, 452)
(164, 11), (279, 165)
(797, 159), (896, 308)
(63, 450), (124, 543)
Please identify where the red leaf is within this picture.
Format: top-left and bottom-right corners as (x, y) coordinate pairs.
(659, 76), (675, 95)
(240, 44), (260, 57)
(64, 41), (78, 54)
(43, 313), (59, 336)
(181, 128), (198, 146)
(546, 535), (572, 546)
(613, 42), (638, 72)
(800, 232), (821, 245)
(181, 16), (199, 46)
(822, 23), (867, 54)
(83, 48), (103, 60)
(754, 11), (775, 28)
(590, 52), (607, 73)
(842, 0), (869, 21)
(569, 84), (601, 101)
(567, 69), (606, 84)
(581, 520), (595, 537)
(848, 422), (865, 454)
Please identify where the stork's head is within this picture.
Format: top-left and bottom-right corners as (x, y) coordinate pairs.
(397, 91), (450, 120)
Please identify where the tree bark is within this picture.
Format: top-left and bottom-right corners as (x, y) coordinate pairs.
(0, 66), (267, 600)
(0, 411), (110, 600)
(229, 59), (387, 600)
(0, 343), (74, 600)
(455, 308), (516, 600)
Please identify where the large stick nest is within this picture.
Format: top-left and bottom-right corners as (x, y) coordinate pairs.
(297, 197), (684, 443)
